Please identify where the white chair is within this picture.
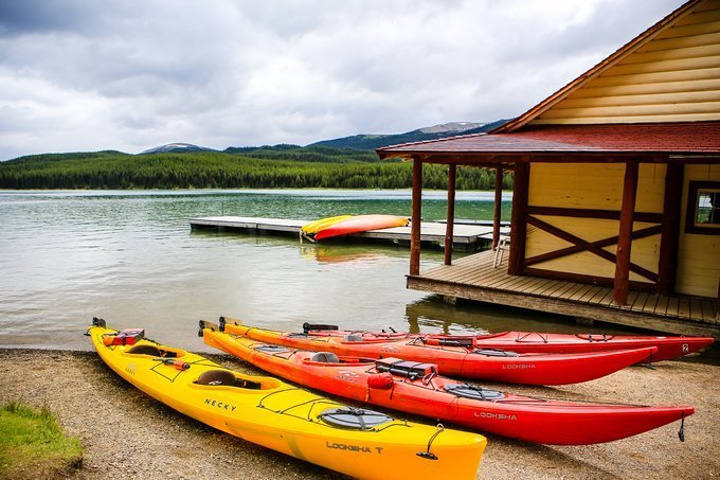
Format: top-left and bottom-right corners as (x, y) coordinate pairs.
(493, 234), (509, 268)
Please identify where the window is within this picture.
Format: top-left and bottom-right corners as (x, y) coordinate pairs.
(685, 181), (720, 234)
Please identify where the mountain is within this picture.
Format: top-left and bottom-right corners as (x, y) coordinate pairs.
(139, 143), (217, 154)
(307, 119), (510, 150)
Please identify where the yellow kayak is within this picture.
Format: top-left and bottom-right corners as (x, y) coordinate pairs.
(87, 318), (486, 479)
(301, 215), (352, 237)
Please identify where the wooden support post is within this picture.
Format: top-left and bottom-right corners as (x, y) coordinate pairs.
(613, 160), (639, 305)
(493, 166), (503, 249)
(508, 162), (529, 275)
(444, 164), (456, 265)
(410, 156), (423, 276)
(657, 162), (683, 295)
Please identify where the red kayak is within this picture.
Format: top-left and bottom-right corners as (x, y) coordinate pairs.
(218, 318), (657, 386)
(313, 214), (409, 241)
(297, 323), (715, 363)
(200, 321), (693, 445)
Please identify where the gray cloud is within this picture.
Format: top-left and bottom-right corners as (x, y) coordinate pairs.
(0, 0), (685, 160)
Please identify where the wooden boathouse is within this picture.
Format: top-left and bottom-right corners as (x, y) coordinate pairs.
(377, 0), (720, 336)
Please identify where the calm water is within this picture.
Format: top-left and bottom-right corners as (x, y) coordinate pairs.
(0, 189), (656, 353)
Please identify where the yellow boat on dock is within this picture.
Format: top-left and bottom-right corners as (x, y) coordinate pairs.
(87, 318), (486, 479)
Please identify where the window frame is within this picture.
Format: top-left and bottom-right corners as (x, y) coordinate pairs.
(685, 180), (720, 235)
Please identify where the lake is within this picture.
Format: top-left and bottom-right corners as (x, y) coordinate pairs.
(0, 189), (625, 353)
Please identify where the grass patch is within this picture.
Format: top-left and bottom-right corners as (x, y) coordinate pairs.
(0, 401), (83, 478)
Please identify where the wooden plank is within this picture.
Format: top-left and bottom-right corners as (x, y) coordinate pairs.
(655, 296), (670, 316)
(569, 284), (595, 302)
(643, 294), (660, 315)
(528, 279), (561, 295)
(622, 290), (641, 309)
(678, 298), (691, 320)
(701, 300), (715, 323)
(593, 287), (613, 307)
(541, 280), (572, 298)
(511, 276), (544, 293)
(631, 292), (650, 312)
(689, 299), (703, 323)
(578, 286), (603, 303)
(666, 297), (680, 318)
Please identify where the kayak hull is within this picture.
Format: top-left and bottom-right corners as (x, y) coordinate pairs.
(302, 327), (714, 363)
(460, 331), (714, 362)
(88, 319), (486, 480)
(221, 319), (656, 385)
(301, 215), (352, 236)
(314, 214), (409, 241)
(202, 327), (694, 445)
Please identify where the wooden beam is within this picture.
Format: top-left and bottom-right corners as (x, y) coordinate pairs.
(526, 215), (659, 282)
(444, 164), (456, 266)
(508, 162), (529, 275)
(657, 163), (683, 295)
(525, 206), (662, 223)
(410, 156), (423, 276)
(493, 166), (503, 249)
(613, 160), (639, 305)
(525, 224), (662, 268)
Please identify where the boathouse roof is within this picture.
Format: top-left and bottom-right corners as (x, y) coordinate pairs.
(378, 0), (720, 162)
(376, 122), (720, 161)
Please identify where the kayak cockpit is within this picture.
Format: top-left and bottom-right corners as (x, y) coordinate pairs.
(194, 369), (281, 390)
(125, 343), (185, 358)
(303, 352), (375, 366)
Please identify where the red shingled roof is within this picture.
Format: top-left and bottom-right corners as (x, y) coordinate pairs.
(376, 122), (720, 160)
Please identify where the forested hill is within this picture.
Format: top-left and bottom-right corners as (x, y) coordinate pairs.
(0, 146), (513, 190)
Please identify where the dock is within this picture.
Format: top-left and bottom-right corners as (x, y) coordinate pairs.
(409, 249), (719, 336)
(189, 216), (509, 251)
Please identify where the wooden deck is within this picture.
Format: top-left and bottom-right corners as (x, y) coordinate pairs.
(190, 216), (509, 251)
(409, 250), (719, 337)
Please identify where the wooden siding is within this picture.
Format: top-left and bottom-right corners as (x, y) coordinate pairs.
(531, 0), (720, 125)
(676, 163), (720, 297)
(525, 163), (665, 283)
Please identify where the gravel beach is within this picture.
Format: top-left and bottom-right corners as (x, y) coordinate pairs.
(1, 348), (717, 479)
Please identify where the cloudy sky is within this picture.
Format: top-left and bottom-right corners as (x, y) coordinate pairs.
(0, 0), (685, 160)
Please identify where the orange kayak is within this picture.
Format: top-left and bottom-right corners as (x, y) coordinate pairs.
(313, 214), (409, 241)
(218, 318), (656, 386)
(201, 321), (693, 445)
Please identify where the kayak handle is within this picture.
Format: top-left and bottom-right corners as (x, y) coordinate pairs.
(678, 412), (686, 442)
(416, 424), (444, 461)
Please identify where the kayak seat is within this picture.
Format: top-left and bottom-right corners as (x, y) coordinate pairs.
(310, 352), (340, 363)
(126, 344), (162, 356)
(343, 334), (363, 342)
(126, 344), (178, 358)
(196, 370), (262, 389)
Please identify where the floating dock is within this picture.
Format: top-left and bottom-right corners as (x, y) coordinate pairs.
(189, 216), (509, 251)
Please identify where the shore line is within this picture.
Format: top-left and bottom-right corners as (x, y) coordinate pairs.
(1, 347), (717, 479)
